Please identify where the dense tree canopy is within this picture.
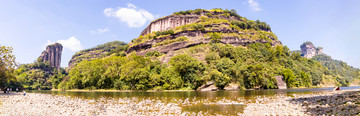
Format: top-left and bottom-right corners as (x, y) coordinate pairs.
(9, 40), (359, 91)
(312, 54), (360, 86)
(53, 42), (354, 91)
(15, 60), (66, 90)
(0, 45), (17, 90)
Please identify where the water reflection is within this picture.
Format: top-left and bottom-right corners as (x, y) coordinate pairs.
(28, 86), (360, 100)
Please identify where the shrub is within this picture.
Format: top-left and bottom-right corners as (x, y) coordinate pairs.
(155, 29), (174, 36)
(206, 32), (222, 43)
(210, 70), (231, 89)
(205, 52), (220, 64)
(169, 54), (205, 90)
(155, 36), (188, 47)
(145, 51), (161, 57)
(282, 69), (296, 88)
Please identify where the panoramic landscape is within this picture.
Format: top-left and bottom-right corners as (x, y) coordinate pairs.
(1, 0), (360, 115)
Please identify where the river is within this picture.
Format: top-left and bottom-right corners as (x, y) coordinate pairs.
(27, 86), (360, 115)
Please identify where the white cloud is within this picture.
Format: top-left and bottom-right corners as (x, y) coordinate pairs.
(45, 36), (83, 52)
(104, 3), (155, 28)
(127, 3), (136, 9)
(91, 28), (109, 34)
(248, 0), (261, 12)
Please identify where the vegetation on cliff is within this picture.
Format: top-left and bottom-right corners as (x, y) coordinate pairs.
(68, 41), (128, 68)
(128, 8), (277, 54)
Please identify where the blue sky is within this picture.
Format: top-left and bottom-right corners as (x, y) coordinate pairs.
(1, 0), (360, 68)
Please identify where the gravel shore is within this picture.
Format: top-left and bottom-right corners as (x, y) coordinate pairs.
(0, 93), (183, 116)
(1, 89), (359, 115)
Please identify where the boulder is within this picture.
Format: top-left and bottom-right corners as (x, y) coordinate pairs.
(275, 76), (287, 89)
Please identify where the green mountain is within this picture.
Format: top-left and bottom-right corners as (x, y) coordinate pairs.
(312, 54), (360, 86)
(127, 8), (281, 60)
(68, 41), (128, 68)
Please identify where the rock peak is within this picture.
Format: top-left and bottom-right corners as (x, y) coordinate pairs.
(39, 43), (63, 69)
(300, 41), (323, 58)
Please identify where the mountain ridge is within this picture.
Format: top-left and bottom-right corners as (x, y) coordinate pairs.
(127, 8), (280, 63)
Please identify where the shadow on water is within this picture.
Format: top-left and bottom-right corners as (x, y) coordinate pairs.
(28, 87), (355, 100)
(28, 86), (360, 115)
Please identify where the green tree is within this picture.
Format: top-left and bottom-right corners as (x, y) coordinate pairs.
(208, 32), (222, 43)
(120, 54), (151, 90)
(0, 45), (17, 90)
(210, 70), (230, 89)
(205, 52), (220, 64)
(243, 64), (268, 89)
(145, 51), (161, 57)
(275, 45), (284, 57)
(50, 71), (65, 89)
(169, 54), (205, 89)
(282, 69), (296, 88)
(300, 71), (311, 87)
(160, 68), (182, 89)
(216, 58), (235, 76)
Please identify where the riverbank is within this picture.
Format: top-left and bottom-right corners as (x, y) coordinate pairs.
(1, 93), (184, 116)
(1, 89), (360, 115)
(51, 89), (195, 92)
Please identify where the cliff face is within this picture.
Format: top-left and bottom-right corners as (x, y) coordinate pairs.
(39, 43), (63, 69)
(140, 11), (247, 36)
(127, 9), (280, 63)
(129, 29), (280, 56)
(300, 41), (323, 58)
(140, 15), (199, 36)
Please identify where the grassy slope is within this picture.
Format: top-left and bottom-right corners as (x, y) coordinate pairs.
(69, 41), (128, 68)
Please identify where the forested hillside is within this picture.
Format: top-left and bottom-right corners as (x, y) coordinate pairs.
(312, 54), (360, 86)
(14, 59), (66, 90)
(68, 41), (128, 68)
(60, 42), (330, 90)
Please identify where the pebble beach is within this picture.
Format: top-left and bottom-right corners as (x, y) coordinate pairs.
(0, 89), (359, 115)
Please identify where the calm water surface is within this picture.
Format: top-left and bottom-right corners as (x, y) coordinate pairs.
(28, 86), (360, 115)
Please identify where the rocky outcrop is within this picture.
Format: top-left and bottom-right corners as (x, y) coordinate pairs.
(300, 41), (323, 58)
(128, 28), (281, 63)
(128, 9), (280, 63)
(39, 43), (63, 69)
(275, 76), (287, 89)
(140, 15), (199, 36)
(197, 81), (216, 91)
